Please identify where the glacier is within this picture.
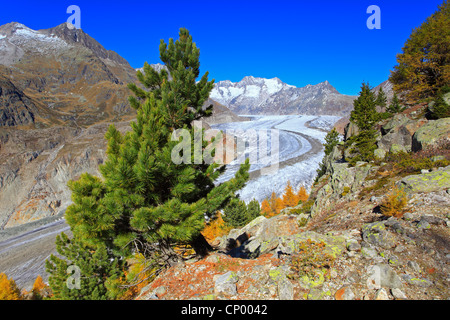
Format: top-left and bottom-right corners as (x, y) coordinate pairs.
(212, 115), (341, 203)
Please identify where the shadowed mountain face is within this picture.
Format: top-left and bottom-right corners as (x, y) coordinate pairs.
(0, 22), (138, 128)
(211, 76), (357, 116)
(0, 74), (36, 126)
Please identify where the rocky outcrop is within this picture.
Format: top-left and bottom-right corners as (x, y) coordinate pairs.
(398, 166), (450, 193)
(378, 114), (428, 153)
(0, 75), (36, 127)
(139, 190), (449, 300)
(310, 159), (376, 217)
(412, 118), (450, 152)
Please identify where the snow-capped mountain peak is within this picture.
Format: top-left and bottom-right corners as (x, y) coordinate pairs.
(210, 76), (296, 108)
(211, 76), (356, 116)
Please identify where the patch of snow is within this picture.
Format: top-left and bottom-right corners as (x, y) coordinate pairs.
(6, 25), (70, 55)
(244, 85), (261, 98)
(227, 87), (244, 98)
(264, 78), (283, 95)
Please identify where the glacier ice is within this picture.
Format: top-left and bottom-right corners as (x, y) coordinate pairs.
(212, 115), (340, 203)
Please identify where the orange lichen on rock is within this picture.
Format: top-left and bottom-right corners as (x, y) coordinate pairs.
(137, 253), (280, 300)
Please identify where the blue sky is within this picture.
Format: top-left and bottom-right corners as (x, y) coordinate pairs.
(0, 0), (444, 95)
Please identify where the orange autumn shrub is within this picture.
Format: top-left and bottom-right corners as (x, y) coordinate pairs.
(202, 212), (230, 243)
(380, 185), (408, 218)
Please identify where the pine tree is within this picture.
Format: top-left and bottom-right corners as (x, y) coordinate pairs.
(426, 86), (450, 119)
(45, 233), (123, 300)
(222, 198), (261, 228)
(347, 82), (379, 163)
(376, 87), (387, 109)
(247, 199), (261, 222)
(323, 128), (340, 155)
(350, 82), (378, 131)
(315, 128), (340, 181)
(390, 1), (450, 102)
(59, 27), (250, 290)
(387, 92), (403, 114)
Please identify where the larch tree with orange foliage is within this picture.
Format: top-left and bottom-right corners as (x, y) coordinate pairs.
(202, 212), (230, 243)
(282, 181), (298, 208)
(0, 273), (22, 300)
(296, 185), (309, 204)
(269, 192), (284, 217)
(261, 182), (310, 218)
(261, 199), (271, 217)
(262, 192), (283, 218)
(30, 275), (48, 299)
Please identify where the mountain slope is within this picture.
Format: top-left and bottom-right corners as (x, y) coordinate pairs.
(0, 22), (137, 128)
(211, 76), (356, 116)
(138, 101), (450, 301)
(0, 23), (246, 232)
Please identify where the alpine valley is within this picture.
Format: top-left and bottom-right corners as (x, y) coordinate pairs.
(0, 22), (352, 289)
(0, 5), (449, 303)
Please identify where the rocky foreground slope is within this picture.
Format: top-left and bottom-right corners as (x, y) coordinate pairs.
(138, 103), (450, 300)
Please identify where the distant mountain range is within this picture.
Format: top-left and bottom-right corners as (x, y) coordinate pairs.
(211, 76), (357, 116)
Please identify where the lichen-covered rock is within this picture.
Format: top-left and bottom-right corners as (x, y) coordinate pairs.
(343, 121), (359, 141)
(226, 214), (302, 258)
(362, 221), (396, 249)
(277, 279), (294, 300)
(389, 143), (407, 154)
(378, 114), (427, 153)
(412, 117), (450, 152)
(311, 162), (375, 216)
(279, 231), (347, 259)
(366, 264), (404, 289)
(214, 271), (238, 296)
(398, 165), (450, 193)
(374, 148), (386, 160)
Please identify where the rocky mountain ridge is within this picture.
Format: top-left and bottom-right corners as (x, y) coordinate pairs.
(0, 22), (137, 128)
(210, 76), (356, 116)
